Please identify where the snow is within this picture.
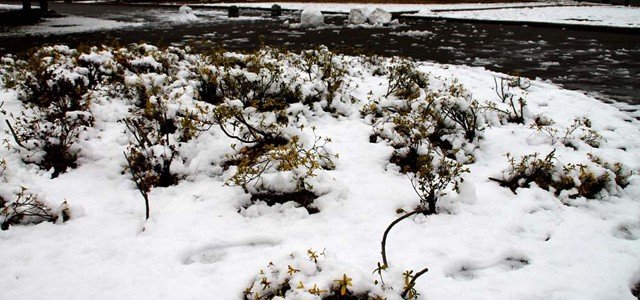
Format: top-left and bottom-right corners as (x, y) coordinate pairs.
(0, 16), (142, 37)
(299, 9), (324, 28)
(0, 44), (639, 300)
(169, 5), (199, 22)
(0, 3), (22, 10)
(415, 5), (640, 28)
(390, 30), (435, 38)
(348, 8), (367, 25)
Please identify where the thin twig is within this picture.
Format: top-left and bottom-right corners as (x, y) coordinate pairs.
(5, 120), (26, 149)
(380, 208), (427, 267)
(401, 267), (429, 299)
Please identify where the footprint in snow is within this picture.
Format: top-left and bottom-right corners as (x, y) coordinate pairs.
(613, 222), (640, 241)
(182, 239), (279, 265)
(445, 255), (530, 280)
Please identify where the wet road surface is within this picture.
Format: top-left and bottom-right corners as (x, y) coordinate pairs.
(0, 2), (639, 108)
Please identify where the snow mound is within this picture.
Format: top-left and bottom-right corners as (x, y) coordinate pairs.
(368, 8), (392, 25)
(348, 8), (367, 25)
(300, 9), (324, 28)
(172, 5), (199, 23)
(179, 5), (193, 15)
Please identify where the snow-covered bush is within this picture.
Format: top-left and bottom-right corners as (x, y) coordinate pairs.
(364, 74), (484, 168)
(385, 60), (428, 100)
(296, 46), (349, 114)
(199, 46), (350, 116)
(77, 47), (121, 88)
(410, 147), (468, 214)
(122, 92), (210, 219)
(0, 187), (71, 230)
(487, 76), (528, 124)
(243, 249), (409, 299)
(227, 130), (337, 213)
(122, 98), (180, 188)
(115, 46), (210, 219)
(492, 150), (631, 200)
(587, 153), (633, 189)
(506, 73), (531, 90)
(1, 46), (94, 178)
(530, 116), (603, 149)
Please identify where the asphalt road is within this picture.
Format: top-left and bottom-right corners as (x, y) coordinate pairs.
(1, 2), (638, 108)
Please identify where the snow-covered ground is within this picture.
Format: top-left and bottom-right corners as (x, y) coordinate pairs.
(416, 5), (640, 28)
(207, 2), (640, 28)
(0, 44), (639, 300)
(0, 16), (142, 37)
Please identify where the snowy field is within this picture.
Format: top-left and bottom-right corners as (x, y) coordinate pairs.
(211, 1), (640, 28)
(0, 44), (639, 300)
(416, 5), (640, 28)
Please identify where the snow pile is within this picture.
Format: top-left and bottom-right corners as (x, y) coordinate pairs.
(179, 5), (193, 15)
(0, 44), (639, 299)
(368, 8), (392, 25)
(170, 5), (199, 23)
(299, 9), (324, 28)
(347, 7), (399, 27)
(348, 8), (367, 25)
(391, 30), (435, 37)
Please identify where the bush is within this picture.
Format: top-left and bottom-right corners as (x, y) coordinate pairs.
(363, 76), (484, 168)
(424, 79), (485, 151)
(227, 130), (337, 213)
(385, 60), (428, 100)
(487, 76), (527, 124)
(0, 187), (71, 230)
(3, 94), (93, 179)
(1, 46), (95, 178)
(243, 249), (388, 300)
(410, 148), (469, 214)
(297, 46), (348, 112)
(123, 94), (210, 219)
(587, 153), (633, 188)
(213, 97), (290, 146)
(491, 150), (629, 199)
(530, 116), (603, 149)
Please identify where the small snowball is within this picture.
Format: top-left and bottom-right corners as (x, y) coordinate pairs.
(348, 8), (367, 25)
(300, 9), (324, 28)
(179, 5), (192, 14)
(368, 8), (392, 25)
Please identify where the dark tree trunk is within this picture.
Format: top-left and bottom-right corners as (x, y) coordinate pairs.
(22, 0), (31, 11)
(38, 0), (47, 13)
(428, 198), (436, 214)
(228, 5), (239, 18)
